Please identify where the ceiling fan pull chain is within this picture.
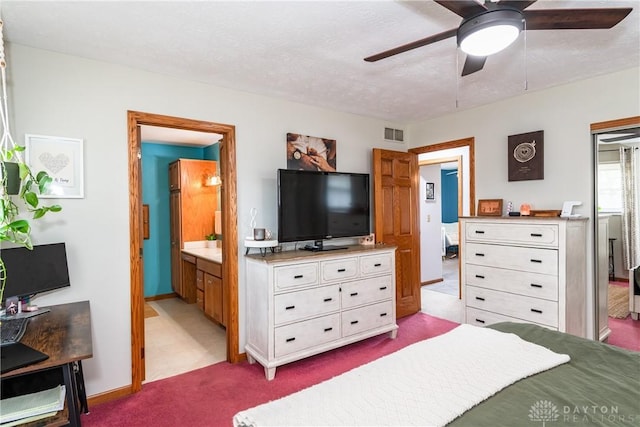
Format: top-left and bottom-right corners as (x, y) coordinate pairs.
(455, 49), (460, 109)
(523, 19), (528, 91)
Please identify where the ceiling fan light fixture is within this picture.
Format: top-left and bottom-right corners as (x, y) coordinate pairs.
(457, 9), (524, 57)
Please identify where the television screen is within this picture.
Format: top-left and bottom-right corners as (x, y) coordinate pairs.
(277, 169), (370, 244)
(1, 243), (70, 303)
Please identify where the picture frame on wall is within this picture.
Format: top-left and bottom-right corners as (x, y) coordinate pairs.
(425, 182), (435, 201)
(25, 134), (84, 198)
(477, 199), (503, 216)
(508, 130), (544, 181)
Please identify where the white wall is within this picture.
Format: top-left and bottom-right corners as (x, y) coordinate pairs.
(7, 43), (406, 396)
(419, 165), (442, 283)
(407, 67), (640, 339)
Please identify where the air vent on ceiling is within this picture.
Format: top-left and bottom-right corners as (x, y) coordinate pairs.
(384, 127), (404, 143)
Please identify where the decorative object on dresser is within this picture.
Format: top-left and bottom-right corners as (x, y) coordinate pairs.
(460, 217), (588, 337)
(529, 210), (562, 217)
(245, 245), (398, 380)
(508, 130), (544, 182)
(477, 199), (503, 216)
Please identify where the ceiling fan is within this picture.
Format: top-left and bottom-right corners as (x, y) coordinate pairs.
(364, 0), (633, 76)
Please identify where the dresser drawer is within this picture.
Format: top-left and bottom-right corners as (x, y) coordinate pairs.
(465, 264), (558, 301)
(321, 257), (358, 282)
(274, 314), (341, 358)
(342, 301), (394, 337)
(466, 307), (556, 330)
(274, 285), (340, 325)
(465, 222), (558, 247)
(466, 286), (558, 327)
(360, 253), (393, 276)
(465, 242), (558, 275)
(341, 275), (393, 309)
(274, 262), (319, 290)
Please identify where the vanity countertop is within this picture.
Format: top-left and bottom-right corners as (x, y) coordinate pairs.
(182, 241), (222, 264)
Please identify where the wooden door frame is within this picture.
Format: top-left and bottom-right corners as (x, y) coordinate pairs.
(409, 137), (476, 216)
(410, 137), (475, 300)
(127, 111), (240, 393)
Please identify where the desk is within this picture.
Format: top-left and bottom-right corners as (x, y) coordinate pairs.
(1, 301), (92, 426)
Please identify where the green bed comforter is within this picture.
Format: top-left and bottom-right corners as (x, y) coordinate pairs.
(448, 323), (640, 427)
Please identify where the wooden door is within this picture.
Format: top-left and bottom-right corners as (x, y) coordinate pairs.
(373, 149), (421, 317)
(170, 191), (182, 296)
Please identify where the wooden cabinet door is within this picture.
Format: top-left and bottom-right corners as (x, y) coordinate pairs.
(170, 191), (182, 296)
(204, 273), (224, 325)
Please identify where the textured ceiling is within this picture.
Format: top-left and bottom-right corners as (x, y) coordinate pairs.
(2, 1), (639, 124)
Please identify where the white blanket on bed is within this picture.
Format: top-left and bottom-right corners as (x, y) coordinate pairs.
(233, 324), (570, 427)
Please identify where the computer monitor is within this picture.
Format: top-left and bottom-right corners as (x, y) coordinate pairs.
(1, 243), (70, 305)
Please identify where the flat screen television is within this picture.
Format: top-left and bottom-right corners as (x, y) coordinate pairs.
(1, 242), (70, 304)
(277, 169), (370, 251)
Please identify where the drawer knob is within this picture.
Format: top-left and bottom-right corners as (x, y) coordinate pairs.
(285, 305), (295, 310)
(380, 312), (388, 317)
(350, 320), (359, 325)
(531, 308), (543, 314)
(350, 292), (358, 297)
(294, 274), (304, 279)
(475, 296), (485, 301)
(379, 286), (387, 290)
(475, 274), (485, 279)
(374, 263), (382, 267)
(475, 230), (485, 234)
(323, 297), (333, 302)
(530, 283), (543, 288)
(530, 259), (542, 263)
(286, 337), (296, 342)
(337, 268), (346, 273)
(475, 319), (485, 324)
(531, 233), (543, 237)
(475, 253), (485, 257)
(324, 327), (333, 332)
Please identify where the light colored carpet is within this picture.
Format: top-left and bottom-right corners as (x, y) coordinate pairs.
(608, 284), (630, 319)
(144, 302), (159, 318)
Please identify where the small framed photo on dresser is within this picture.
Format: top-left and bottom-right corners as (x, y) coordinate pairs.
(477, 199), (503, 216)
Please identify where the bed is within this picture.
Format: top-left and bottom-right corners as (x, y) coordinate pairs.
(234, 322), (640, 427)
(442, 222), (458, 258)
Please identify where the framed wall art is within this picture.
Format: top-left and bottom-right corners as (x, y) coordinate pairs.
(25, 134), (84, 198)
(478, 199), (503, 216)
(425, 182), (435, 201)
(286, 133), (337, 172)
(508, 130), (544, 181)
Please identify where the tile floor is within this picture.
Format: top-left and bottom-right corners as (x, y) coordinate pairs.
(144, 298), (227, 383)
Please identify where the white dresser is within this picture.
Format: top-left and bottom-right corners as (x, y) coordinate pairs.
(460, 217), (587, 337)
(245, 245), (398, 380)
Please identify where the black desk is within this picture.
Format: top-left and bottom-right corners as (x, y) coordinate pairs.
(1, 301), (92, 426)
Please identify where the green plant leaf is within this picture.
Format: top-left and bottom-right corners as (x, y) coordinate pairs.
(24, 191), (39, 208)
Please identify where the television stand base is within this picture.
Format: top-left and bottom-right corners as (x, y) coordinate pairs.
(303, 242), (348, 252)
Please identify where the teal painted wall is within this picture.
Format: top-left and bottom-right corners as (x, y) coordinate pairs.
(441, 170), (458, 224)
(141, 143), (218, 298)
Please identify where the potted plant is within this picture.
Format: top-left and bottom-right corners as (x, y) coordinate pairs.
(205, 233), (217, 248)
(0, 19), (62, 306)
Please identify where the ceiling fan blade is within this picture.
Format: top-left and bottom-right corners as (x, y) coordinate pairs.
(364, 28), (457, 62)
(434, 0), (487, 18)
(461, 55), (487, 76)
(524, 8), (633, 30)
(496, 1), (537, 11)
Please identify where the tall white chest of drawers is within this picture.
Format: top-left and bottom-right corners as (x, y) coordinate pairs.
(245, 245), (398, 380)
(460, 217), (587, 337)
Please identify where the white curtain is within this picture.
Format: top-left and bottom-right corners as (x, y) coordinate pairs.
(620, 146), (640, 270)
